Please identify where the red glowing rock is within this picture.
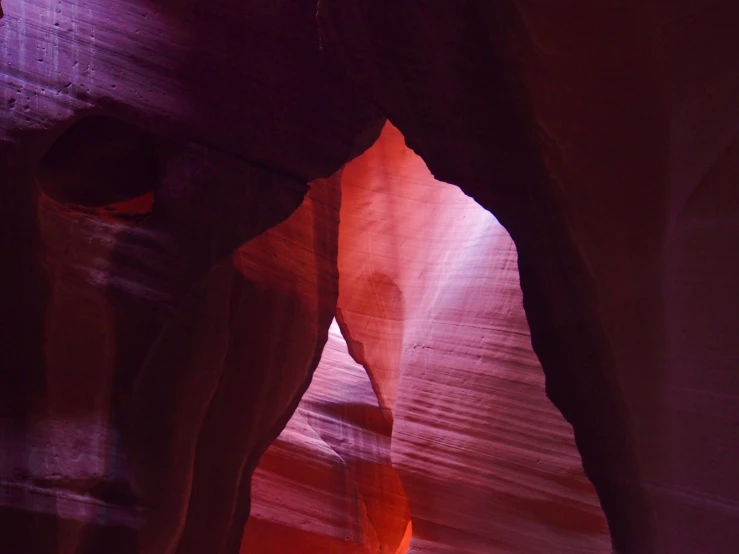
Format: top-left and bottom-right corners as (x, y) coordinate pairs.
(244, 123), (609, 553)
(319, 3), (739, 553)
(335, 123), (609, 553)
(1, 1), (738, 553)
(245, 319), (412, 554)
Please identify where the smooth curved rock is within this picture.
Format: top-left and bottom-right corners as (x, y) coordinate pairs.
(0, 1), (372, 551)
(319, 3), (739, 553)
(335, 122), (609, 553)
(245, 319), (412, 554)
(1, 1), (738, 553)
(244, 122), (609, 553)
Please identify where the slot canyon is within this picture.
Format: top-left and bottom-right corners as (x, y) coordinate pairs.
(0, 1), (737, 553)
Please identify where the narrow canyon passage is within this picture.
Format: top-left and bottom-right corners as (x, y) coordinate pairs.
(245, 319), (412, 554)
(3, 2), (737, 552)
(246, 123), (609, 554)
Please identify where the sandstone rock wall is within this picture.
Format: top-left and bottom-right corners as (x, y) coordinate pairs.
(1, 1), (738, 553)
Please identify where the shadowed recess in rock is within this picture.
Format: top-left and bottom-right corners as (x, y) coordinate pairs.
(35, 116), (158, 215)
(2, 1), (738, 553)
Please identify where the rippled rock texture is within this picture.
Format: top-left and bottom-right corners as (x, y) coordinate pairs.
(1, 1), (738, 553)
(247, 124), (608, 554)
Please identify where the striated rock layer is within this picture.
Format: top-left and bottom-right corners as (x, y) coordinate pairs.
(247, 123), (609, 553)
(245, 319), (412, 554)
(0, 1), (373, 551)
(1, 1), (738, 553)
(319, 3), (739, 553)
(337, 123), (609, 554)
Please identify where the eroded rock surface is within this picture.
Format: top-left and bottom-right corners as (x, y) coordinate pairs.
(319, 3), (739, 553)
(247, 123), (609, 553)
(334, 123), (609, 553)
(1, 1), (738, 553)
(0, 1), (369, 551)
(245, 319), (412, 554)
